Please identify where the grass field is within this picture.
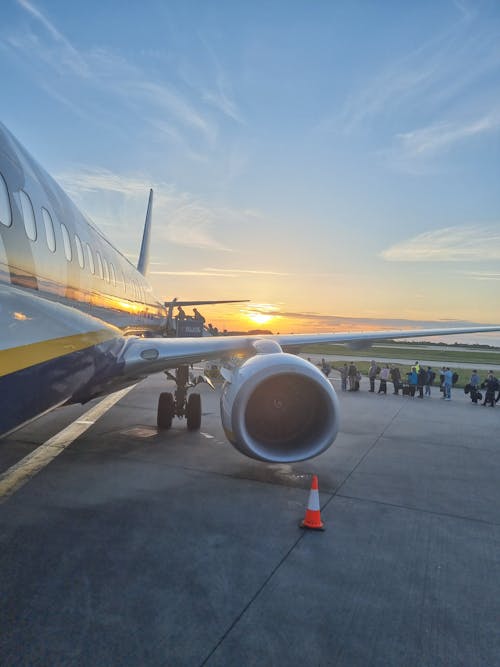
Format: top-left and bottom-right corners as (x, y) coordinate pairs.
(302, 343), (500, 365)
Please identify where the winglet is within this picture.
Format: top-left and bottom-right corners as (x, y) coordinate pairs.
(137, 189), (153, 276)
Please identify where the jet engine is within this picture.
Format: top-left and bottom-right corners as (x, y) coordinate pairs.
(220, 345), (340, 463)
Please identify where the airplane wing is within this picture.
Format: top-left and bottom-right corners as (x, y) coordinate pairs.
(120, 324), (500, 377)
(164, 299), (249, 307)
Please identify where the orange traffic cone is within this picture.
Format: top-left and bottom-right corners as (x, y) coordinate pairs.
(300, 474), (325, 530)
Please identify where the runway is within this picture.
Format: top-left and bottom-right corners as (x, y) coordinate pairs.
(1, 373), (499, 666)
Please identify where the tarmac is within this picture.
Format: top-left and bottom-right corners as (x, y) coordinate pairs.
(0, 371), (499, 666)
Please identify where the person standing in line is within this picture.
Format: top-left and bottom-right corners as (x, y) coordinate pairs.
(414, 361), (421, 374)
(390, 365), (401, 395)
(425, 366), (435, 396)
(417, 366), (427, 398)
(469, 369), (481, 404)
(320, 358), (331, 377)
(340, 363), (348, 392)
(439, 367), (446, 395)
(443, 367), (453, 400)
(368, 360), (379, 392)
(348, 362), (358, 391)
(482, 371), (499, 407)
(378, 365), (390, 394)
(355, 368), (362, 392)
(407, 367), (418, 397)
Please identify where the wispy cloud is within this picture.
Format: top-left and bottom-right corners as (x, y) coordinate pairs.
(463, 271), (500, 281)
(58, 167), (153, 197)
(394, 111), (500, 158)
(160, 202), (232, 251)
(381, 224), (500, 261)
(204, 267), (289, 276)
(15, 0), (89, 77)
(149, 270), (234, 277)
(336, 9), (500, 132)
(7, 0), (220, 153)
(324, 5), (500, 171)
(125, 80), (217, 145)
(56, 167), (268, 253)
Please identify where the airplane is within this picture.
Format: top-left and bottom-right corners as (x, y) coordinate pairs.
(1, 121), (500, 463)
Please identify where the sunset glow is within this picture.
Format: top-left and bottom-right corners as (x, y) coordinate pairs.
(2, 2), (499, 343)
(247, 312), (273, 326)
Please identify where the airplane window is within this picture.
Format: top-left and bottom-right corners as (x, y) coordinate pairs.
(0, 173), (12, 227)
(20, 190), (36, 241)
(41, 208), (56, 252)
(103, 257), (110, 283)
(95, 251), (104, 279)
(75, 234), (85, 269)
(60, 223), (72, 261)
(86, 243), (95, 274)
(110, 263), (116, 286)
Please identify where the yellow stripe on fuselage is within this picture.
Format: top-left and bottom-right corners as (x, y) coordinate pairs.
(0, 329), (121, 378)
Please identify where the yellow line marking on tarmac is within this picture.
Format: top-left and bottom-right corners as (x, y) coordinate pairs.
(0, 385), (136, 503)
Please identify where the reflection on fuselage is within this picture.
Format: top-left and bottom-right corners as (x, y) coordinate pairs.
(0, 123), (166, 335)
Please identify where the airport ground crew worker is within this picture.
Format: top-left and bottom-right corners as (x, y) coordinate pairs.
(193, 308), (205, 323)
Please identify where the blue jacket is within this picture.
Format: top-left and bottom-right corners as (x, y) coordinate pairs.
(407, 371), (417, 385)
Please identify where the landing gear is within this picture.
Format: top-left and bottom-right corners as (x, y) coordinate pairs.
(186, 393), (201, 430)
(157, 364), (207, 431)
(157, 392), (174, 429)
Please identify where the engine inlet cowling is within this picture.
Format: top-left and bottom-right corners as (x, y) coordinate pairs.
(220, 353), (340, 463)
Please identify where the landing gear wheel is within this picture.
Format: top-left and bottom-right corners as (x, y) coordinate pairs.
(186, 393), (201, 431)
(157, 392), (174, 429)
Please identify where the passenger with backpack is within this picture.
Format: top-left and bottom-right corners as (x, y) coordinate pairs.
(482, 372), (499, 407)
(468, 370), (481, 404)
(417, 367), (427, 398)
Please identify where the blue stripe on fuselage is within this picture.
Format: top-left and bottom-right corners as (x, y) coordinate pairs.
(0, 337), (127, 437)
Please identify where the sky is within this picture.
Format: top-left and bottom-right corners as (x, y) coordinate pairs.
(1, 0), (500, 341)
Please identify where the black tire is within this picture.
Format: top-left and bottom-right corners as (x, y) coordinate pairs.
(157, 392), (174, 429)
(186, 393), (201, 431)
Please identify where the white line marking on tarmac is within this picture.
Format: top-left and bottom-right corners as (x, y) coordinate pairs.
(200, 432), (215, 439)
(0, 385), (136, 503)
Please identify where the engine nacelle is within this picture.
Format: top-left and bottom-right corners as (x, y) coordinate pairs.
(220, 352), (340, 463)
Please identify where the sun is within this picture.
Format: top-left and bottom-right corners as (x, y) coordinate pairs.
(248, 313), (273, 325)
